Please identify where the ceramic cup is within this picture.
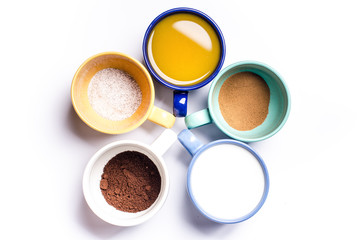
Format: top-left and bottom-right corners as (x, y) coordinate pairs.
(177, 129), (269, 223)
(71, 52), (176, 134)
(142, 7), (226, 117)
(83, 129), (177, 226)
(185, 61), (291, 142)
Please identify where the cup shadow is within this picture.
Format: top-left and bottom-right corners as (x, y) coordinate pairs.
(190, 123), (229, 142)
(78, 196), (126, 238)
(66, 104), (113, 144)
(153, 78), (175, 109)
(182, 190), (246, 237)
(181, 190), (229, 234)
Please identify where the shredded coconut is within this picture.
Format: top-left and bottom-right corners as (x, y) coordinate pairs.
(87, 68), (142, 121)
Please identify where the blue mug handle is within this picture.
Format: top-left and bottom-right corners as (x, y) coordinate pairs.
(177, 129), (203, 156)
(173, 91), (188, 117)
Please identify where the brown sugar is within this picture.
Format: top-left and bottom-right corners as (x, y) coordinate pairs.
(218, 71), (270, 131)
(100, 151), (161, 213)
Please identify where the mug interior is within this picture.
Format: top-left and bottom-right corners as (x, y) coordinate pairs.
(209, 61), (290, 142)
(83, 141), (169, 226)
(71, 52), (154, 134)
(142, 7), (226, 91)
(187, 140), (269, 223)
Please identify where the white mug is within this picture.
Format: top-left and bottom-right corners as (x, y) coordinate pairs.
(82, 129), (177, 226)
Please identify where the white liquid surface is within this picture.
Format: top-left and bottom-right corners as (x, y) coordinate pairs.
(189, 143), (266, 220)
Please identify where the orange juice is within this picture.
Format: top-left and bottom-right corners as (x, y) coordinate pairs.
(146, 13), (221, 86)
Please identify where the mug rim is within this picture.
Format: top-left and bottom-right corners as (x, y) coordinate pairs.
(186, 139), (270, 223)
(82, 139), (170, 226)
(142, 7), (226, 91)
(71, 51), (155, 134)
(208, 60), (291, 142)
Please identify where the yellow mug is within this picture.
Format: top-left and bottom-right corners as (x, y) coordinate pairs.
(71, 52), (176, 134)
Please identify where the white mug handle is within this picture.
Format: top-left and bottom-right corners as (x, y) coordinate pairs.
(150, 129), (177, 156)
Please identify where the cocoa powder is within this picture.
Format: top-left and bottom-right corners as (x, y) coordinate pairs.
(218, 71), (270, 131)
(100, 151), (161, 213)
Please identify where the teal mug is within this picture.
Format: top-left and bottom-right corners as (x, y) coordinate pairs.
(185, 61), (291, 142)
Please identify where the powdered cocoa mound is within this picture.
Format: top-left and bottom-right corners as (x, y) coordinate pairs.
(100, 151), (161, 213)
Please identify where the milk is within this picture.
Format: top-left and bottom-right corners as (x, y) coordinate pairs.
(189, 143), (266, 220)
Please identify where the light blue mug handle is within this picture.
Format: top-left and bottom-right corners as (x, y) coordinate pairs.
(177, 129), (204, 156)
(173, 91), (188, 117)
(184, 108), (213, 129)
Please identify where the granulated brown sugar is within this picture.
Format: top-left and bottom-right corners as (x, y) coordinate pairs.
(218, 71), (270, 131)
(100, 151), (161, 213)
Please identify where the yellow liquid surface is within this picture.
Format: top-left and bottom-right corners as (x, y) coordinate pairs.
(147, 13), (221, 86)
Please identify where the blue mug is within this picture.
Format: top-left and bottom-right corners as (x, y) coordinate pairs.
(143, 7), (226, 117)
(177, 129), (270, 223)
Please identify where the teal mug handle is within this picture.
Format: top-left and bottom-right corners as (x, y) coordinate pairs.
(184, 108), (213, 129)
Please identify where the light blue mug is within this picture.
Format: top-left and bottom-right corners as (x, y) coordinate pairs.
(185, 61), (291, 142)
(178, 129), (269, 223)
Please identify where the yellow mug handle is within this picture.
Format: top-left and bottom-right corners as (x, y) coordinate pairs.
(147, 106), (176, 128)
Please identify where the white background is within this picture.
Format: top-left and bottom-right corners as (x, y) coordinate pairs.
(1, 0), (361, 239)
